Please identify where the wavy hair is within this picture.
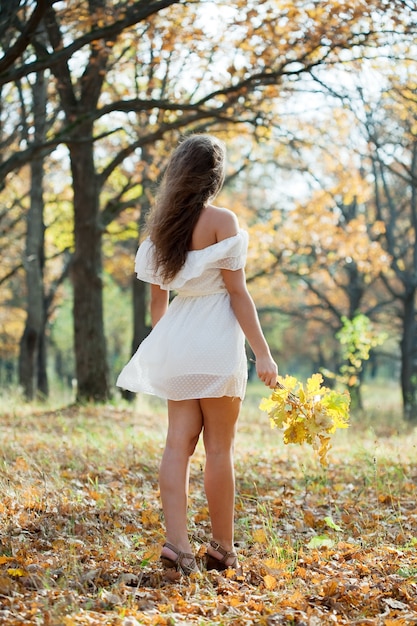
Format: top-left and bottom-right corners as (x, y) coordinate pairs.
(146, 134), (226, 282)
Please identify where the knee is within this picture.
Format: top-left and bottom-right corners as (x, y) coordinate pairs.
(204, 438), (235, 458)
(166, 432), (200, 457)
(188, 433), (200, 456)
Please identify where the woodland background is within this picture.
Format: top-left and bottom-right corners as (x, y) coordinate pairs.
(1, 0), (417, 419)
(0, 0), (417, 420)
(1, 3), (417, 625)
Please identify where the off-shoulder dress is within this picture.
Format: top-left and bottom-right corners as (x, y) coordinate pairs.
(116, 229), (249, 401)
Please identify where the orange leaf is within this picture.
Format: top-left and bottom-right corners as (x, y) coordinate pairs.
(253, 528), (267, 544)
(264, 574), (277, 590)
(282, 590), (307, 609)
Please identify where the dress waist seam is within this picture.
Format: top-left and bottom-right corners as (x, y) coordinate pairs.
(176, 289), (227, 298)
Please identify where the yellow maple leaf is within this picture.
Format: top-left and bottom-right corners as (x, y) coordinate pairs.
(283, 420), (307, 445)
(7, 568), (25, 577)
(259, 397), (275, 412)
(271, 386), (290, 406)
(318, 437), (331, 466)
(306, 372), (325, 395)
(259, 372), (350, 465)
(279, 374), (298, 391)
(270, 403), (290, 428)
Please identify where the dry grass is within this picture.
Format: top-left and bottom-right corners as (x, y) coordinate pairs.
(0, 382), (417, 625)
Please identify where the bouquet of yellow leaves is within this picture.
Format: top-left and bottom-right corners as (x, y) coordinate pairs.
(259, 373), (350, 466)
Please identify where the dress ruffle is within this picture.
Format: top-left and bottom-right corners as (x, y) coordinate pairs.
(135, 229), (248, 290)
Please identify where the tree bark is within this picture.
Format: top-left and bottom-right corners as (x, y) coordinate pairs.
(42, 0), (112, 401)
(18, 68), (48, 400)
(132, 167), (152, 352)
(401, 290), (417, 421)
(69, 135), (109, 402)
(121, 165), (152, 401)
(365, 104), (417, 421)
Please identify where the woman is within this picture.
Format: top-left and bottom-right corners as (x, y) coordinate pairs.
(117, 134), (278, 575)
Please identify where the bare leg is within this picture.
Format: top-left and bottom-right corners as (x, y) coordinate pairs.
(159, 399), (203, 561)
(200, 396), (241, 564)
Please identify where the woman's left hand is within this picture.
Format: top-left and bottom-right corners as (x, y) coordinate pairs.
(256, 354), (278, 389)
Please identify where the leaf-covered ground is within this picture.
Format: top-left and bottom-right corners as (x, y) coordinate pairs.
(1, 388), (417, 625)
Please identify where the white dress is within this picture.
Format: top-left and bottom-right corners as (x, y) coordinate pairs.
(116, 229), (249, 401)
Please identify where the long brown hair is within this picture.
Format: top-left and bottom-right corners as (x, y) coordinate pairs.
(146, 134), (226, 282)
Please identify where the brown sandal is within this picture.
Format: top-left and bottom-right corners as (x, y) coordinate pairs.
(160, 542), (199, 575)
(205, 540), (239, 571)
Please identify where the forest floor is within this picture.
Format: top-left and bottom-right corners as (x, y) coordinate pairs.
(0, 381), (417, 625)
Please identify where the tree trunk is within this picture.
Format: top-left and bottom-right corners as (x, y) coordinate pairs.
(121, 175), (151, 401)
(132, 279), (150, 352)
(348, 382), (363, 413)
(37, 324), (48, 396)
(42, 0), (111, 402)
(401, 290), (417, 421)
(18, 69), (47, 400)
(69, 136), (109, 402)
(121, 278), (150, 402)
(133, 184), (152, 342)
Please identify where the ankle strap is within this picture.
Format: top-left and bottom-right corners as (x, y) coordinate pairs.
(163, 542), (194, 559)
(210, 540), (236, 560)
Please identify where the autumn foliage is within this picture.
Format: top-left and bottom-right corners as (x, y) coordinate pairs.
(1, 0), (417, 412)
(260, 374), (350, 465)
(1, 396), (417, 625)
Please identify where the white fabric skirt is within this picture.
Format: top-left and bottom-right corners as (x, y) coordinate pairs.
(116, 292), (247, 401)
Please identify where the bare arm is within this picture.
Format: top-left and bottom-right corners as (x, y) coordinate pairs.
(211, 208), (278, 387)
(150, 284), (169, 327)
(221, 267), (278, 388)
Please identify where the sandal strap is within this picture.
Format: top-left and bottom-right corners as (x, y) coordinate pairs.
(163, 542), (194, 560)
(162, 542), (197, 574)
(209, 540), (237, 564)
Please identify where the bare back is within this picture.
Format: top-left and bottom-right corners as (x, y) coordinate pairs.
(189, 205), (239, 251)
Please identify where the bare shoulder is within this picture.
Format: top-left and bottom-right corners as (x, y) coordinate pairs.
(206, 205), (239, 242)
(191, 205), (239, 250)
